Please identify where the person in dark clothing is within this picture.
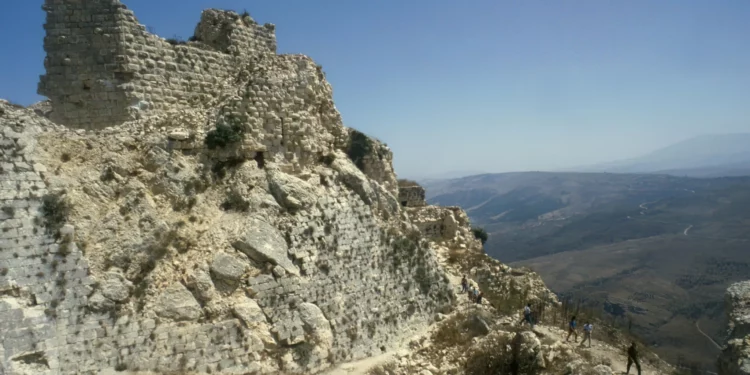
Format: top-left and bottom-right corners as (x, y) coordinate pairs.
(461, 275), (468, 293)
(476, 291), (483, 305)
(565, 316), (578, 342)
(626, 341), (641, 375)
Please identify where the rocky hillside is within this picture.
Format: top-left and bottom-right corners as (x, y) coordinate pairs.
(0, 1), (688, 375)
(718, 281), (750, 374)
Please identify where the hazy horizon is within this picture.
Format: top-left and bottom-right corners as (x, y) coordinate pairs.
(2, 0), (749, 178)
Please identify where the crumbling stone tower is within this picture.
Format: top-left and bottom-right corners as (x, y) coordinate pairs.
(38, 0), (277, 129)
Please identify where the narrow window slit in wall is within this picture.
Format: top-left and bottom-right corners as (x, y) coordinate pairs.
(254, 151), (265, 169)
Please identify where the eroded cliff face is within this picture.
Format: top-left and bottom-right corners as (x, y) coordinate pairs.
(0, 1), (661, 375)
(1, 1), (463, 373)
(718, 281), (750, 375)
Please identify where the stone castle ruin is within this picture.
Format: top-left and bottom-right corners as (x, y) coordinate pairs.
(5, 1), (744, 374)
(0, 1), (485, 374)
(38, 1), (276, 130)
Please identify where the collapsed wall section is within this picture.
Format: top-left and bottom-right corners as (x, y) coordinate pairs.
(248, 185), (454, 371)
(38, 0), (277, 130)
(0, 104), (95, 374)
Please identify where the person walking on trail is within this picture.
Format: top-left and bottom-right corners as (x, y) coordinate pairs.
(626, 341), (642, 375)
(566, 316), (578, 343)
(472, 286), (479, 302)
(519, 303), (534, 329)
(468, 286), (476, 303)
(476, 291), (484, 305)
(582, 322), (593, 348)
(461, 275), (468, 293)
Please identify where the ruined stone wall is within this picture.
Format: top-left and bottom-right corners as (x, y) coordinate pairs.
(38, 0), (276, 130)
(0, 104), (95, 374)
(399, 185), (426, 207)
(248, 184), (453, 372)
(0, 101), (454, 374)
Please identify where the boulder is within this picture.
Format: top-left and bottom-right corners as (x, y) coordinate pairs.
(231, 219), (300, 276)
(233, 299), (268, 327)
(210, 253), (246, 283)
(298, 302), (333, 347)
(330, 152), (375, 205)
(267, 169), (317, 210)
(186, 268), (216, 302)
(99, 271), (133, 302)
(87, 291), (116, 312)
(592, 364), (614, 375)
(154, 283), (202, 322)
(466, 314), (491, 336)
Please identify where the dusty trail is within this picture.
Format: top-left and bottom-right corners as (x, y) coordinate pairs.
(695, 321), (723, 351)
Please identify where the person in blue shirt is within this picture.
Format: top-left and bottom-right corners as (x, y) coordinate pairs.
(566, 315), (578, 343)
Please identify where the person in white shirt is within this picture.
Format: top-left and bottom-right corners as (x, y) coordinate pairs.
(519, 303), (534, 329)
(582, 322), (593, 347)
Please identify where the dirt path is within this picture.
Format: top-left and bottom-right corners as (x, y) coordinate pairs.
(684, 225), (693, 235)
(322, 351), (400, 375)
(695, 321), (722, 350)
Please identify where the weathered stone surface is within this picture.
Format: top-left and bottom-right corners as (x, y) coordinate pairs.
(592, 364), (614, 375)
(0, 1), (524, 374)
(100, 270), (132, 302)
(210, 252), (246, 283)
(298, 302), (333, 347)
(466, 314), (491, 336)
(718, 281), (750, 375)
(331, 152), (375, 205)
(88, 291), (116, 312)
(267, 169), (317, 210)
(186, 267), (216, 302)
(232, 219), (300, 276)
(398, 184), (426, 207)
(154, 283), (203, 322)
(233, 299), (268, 327)
(442, 212), (459, 240)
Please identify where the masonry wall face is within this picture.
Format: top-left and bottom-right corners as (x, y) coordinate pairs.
(251, 186), (453, 370)
(0, 105), (453, 374)
(38, 0), (277, 130)
(398, 186), (426, 207)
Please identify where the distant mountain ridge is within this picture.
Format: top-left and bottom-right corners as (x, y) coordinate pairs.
(573, 133), (750, 176)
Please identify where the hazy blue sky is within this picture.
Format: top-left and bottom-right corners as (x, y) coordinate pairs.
(2, 1), (749, 178)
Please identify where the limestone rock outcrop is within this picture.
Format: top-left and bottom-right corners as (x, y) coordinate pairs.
(718, 281), (750, 375)
(231, 217), (300, 276)
(0, 1), (460, 372)
(0, 1), (631, 374)
(154, 283), (203, 322)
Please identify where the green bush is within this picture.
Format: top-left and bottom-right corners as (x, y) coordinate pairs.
(346, 129), (373, 171)
(41, 192), (70, 236)
(472, 227), (489, 245)
(205, 123), (244, 150)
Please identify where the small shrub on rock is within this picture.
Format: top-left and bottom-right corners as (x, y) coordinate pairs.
(472, 226), (489, 245)
(346, 129), (373, 171)
(41, 192), (70, 236)
(204, 123), (244, 150)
